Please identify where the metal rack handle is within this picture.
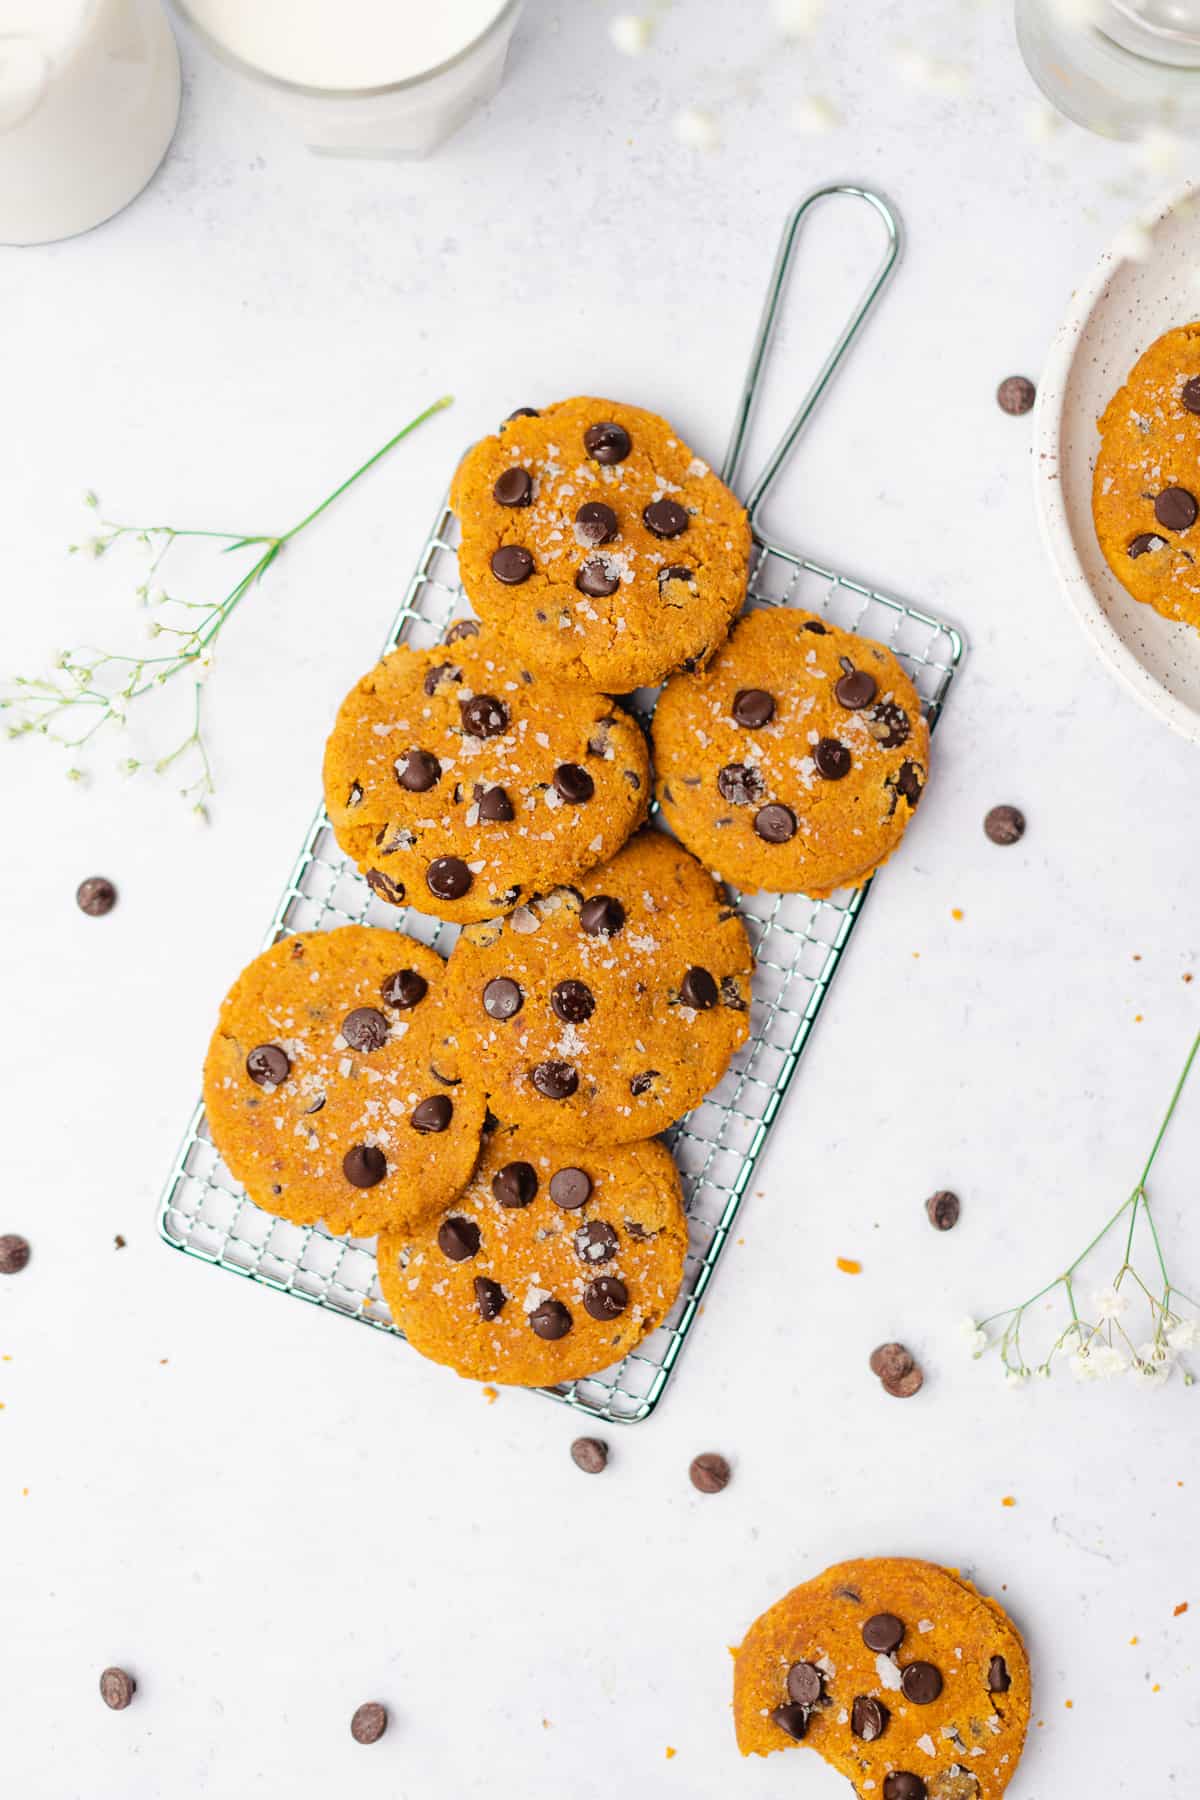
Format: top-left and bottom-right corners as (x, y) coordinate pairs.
(722, 185), (903, 533)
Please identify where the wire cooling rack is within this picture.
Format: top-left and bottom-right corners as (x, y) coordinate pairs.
(158, 187), (965, 1424)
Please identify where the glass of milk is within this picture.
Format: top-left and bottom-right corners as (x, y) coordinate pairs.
(173, 0), (524, 157)
(0, 0), (181, 245)
(1016, 0), (1200, 138)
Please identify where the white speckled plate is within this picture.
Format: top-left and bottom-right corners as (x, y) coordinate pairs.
(1035, 182), (1200, 743)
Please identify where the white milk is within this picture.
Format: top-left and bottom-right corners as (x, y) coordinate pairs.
(0, 0), (180, 244)
(182, 0), (510, 90)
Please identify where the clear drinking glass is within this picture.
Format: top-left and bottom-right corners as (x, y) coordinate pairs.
(1016, 0), (1200, 137)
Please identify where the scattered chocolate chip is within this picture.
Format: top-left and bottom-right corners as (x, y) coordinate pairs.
(835, 667), (878, 710)
(99, 1667), (136, 1710)
(396, 748), (441, 792)
(382, 969), (427, 1010)
(114, 1234), (126, 1249)
(643, 497), (689, 539)
(423, 662), (461, 696)
(754, 802), (797, 843)
(0, 1235), (30, 1274)
(576, 557), (621, 598)
(549, 1167), (592, 1210)
(437, 1216), (480, 1260)
(897, 761), (923, 806)
(1128, 532), (1167, 558)
(717, 762), (766, 807)
(576, 501), (618, 545)
(996, 375), (1035, 415)
(246, 1044), (290, 1087)
(862, 1613), (905, 1654)
(532, 1060), (578, 1100)
(802, 619), (827, 634)
(574, 1219), (619, 1263)
(580, 894), (625, 937)
(570, 1435), (608, 1473)
(786, 1662), (824, 1706)
(869, 1342), (914, 1381)
(882, 1363), (925, 1398)
(583, 1275), (628, 1320)
(926, 1189), (960, 1230)
(553, 763), (594, 804)
(658, 564), (693, 587)
(680, 966), (718, 1010)
(987, 1655), (1011, 1693)
(851, 1695), (889, 1741)
(769, 1703), (809, 1740)
(837, 1586), (862, 1603)
(731, 688), (775, 729)
(629, 1070), (658, 1095)
(342, 1007), (389, 1053)
(883, 1774), (926, 1800)
(460, 693), (510, 738)
(76, 876), (117, 916)
(1156, 486), (1198, 531)
(474, 1276), (505, 1319)
(350, 1701), (388, 1745)
(901, 1661), (943, 1705)
(477, 784), (515, 823)
(984, 804), (1025, 846)
(483, 976), (523, 1021)
(366, 868), (406, 906)
(492, 1161), (538, 1208)
(869, 701), (911, 748)
(490, 545), (533, 584)
(343, 1144), (386, 1188)
(623, 1219), (655, 1241)
(412, 1095), (452, 1134)
(689, 1451), (731, 1494)
(551, 978), (595, 1023)
(444, 617), (481, 643)
(493, 467), (533, 507)
(426, 856), (472, 901)
(530, 1298), (573, 1339)
(584, 421), (631, 464)
(814, 737), (852, 779)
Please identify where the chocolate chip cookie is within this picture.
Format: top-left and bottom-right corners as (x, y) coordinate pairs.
(449, 397), (752, 692)
(1093, 323), (1200, 630)
(203, 927), (486, 1238)
(445, 829), (753, 1143)
(323, 629), (649, 924)
(733, 1557), (1030, 1800)
(377, 1127), (688, 1385)
(653, 607), (929, 897)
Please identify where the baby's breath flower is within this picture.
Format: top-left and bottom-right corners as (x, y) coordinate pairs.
(1090, 1343), (1127, 1381)
(958, 1318), (988, 1356)
(1092, 1285), (1129, 1321)
(119, 757), (140, 776)
(65, 766), (87, 784)
(1167, 1317), (1200, 1352)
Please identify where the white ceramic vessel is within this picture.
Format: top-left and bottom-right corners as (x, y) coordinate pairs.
(0, 0), (180, 246)
(174, 0), (524, 158)
(1035, 184), (1200, 744)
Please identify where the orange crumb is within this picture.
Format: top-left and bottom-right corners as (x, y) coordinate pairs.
(1152, 1683), (1161, 1692)
(542, 1719), (551, 1730)
(1001, 1495), (1016, 1507)
(1065, 1699), (1073, 1709)
(951, 908), (964, 921)
(1, 1355), (9, 1362)
(159, 1358), (168, 1365)
(1179, 1480), (1185, 1487)
(836, 1257), (862, 1275)
(1133, 954), (1142, 961)
(1129, 1635), (1139, 1646)
(1036, 1719), (1044, 1729)
(1134, 1014), (1144, 1023)
(482, 1386), (498, 1405)
(1185, 973), (1194, 984)
(21, 1486), (28, 1497)
(912, 951), (920, 959)
(736, 1237), (745, 1246)
(665, 1747), (677, 1760)
(1174, 1601), (1189, 1616)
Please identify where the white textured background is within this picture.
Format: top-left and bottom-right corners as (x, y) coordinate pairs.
(3, 3), (1199, 1796)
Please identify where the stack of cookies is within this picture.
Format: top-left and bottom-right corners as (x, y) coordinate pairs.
(203, 397), (931, 1389)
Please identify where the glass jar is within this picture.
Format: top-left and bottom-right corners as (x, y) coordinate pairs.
(1016, 0), (1200, 138)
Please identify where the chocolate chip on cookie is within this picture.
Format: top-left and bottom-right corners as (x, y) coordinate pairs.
(382, 968), (428, 1010)
(851, 1695), (889, 1741)
(492, 1160), (538, 1207)
(493, 467), (533, 507)
(862, 1612), (905, 1653)
(575, 501), (618, 545)
(549, 1167), (592, 1209)
(835, 664), (877, 710)
(643, 497), (689, 539)
(412, 1095), (453, 1133)
(529, 1298), (573, 1339)
(551, 979), (594, 1023)
(583, 420), (631, 464)
(719, 763), (767, 807)
(579, 894), (625, 937)
(1155, 486), (1197, 531)
(438, 1216), (481, 1261)
(427, 856), (472, 901)
(246, 1044), (290, 1087)
(900, 1661), (943, 1704)
(483, 977), (524, 1020)
(754, 803), (796, 843)
(814, 737), (852, 779)
(490, 545), (533, 584)
(770, 1703), (809, 1740)
(531, 1060), (579, 1100)
(732, 688), (774, 728)
(343, 1144), (387, 1188)
(553, 763), (594, 804)
(342, 1007), (389, 1053)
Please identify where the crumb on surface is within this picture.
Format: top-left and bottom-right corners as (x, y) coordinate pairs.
(1129, 1635), (1139, 1645)
(1135, 1013), (1144, 1022)
(665, 1746), (677, 1760)
(482, 1385), (498, 1405)
(1174, 1601), (1189, 1616)
(1152, 1682), (1161, 1692)
(114, 1234), (126, 1249)
(1184, 973), (1193, 984)
(836, 1257), (862, 1274)
(1065, 1699), (1073, 1709)
(1001, 1495), (1016, 1507)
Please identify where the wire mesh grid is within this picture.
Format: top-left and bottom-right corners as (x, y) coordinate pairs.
(158, 503), (963, 1423)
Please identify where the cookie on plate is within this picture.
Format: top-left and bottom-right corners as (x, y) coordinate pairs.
(733, 1556), (1030, 1800)
(377, 1128), (688, 1385)
(323, 627), (649, 925)
(1093, 322), (1200, 630)
(203, 927), (486, 1238)
(449, 397), (752, 692)
(445, 830), (754, 1143)
(653, 607), (929, 897)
